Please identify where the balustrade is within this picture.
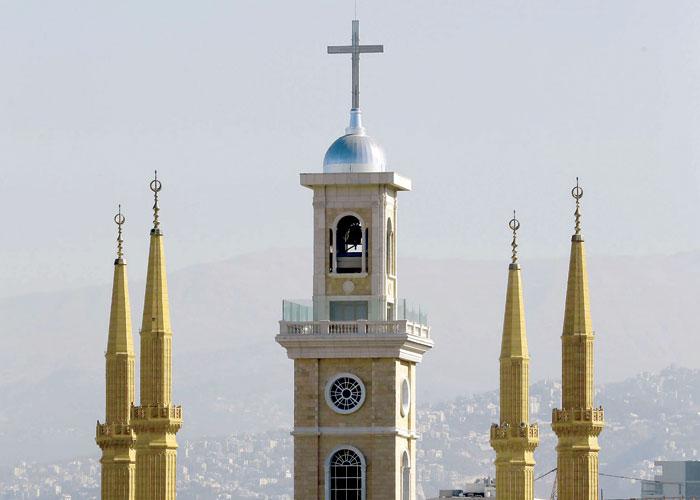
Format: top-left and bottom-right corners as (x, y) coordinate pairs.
(279, 319), (430, 338)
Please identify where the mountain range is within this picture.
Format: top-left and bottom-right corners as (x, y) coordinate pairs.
(1, 248), (698, 468)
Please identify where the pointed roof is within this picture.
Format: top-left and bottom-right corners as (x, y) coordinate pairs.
(141, 230), (172, 334)
(107, 208), (133, 354)
(562, 234), (592, 336)
(501, 213), (528, 358)
(141, 174), (171, 334)
(501, 263), (529, 358)
(562, 180), (593, 336)
(107, 259), (134, 354)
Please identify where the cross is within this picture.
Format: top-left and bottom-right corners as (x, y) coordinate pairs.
(328, 20), (383, 110)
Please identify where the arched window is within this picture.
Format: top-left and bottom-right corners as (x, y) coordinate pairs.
(327, 447), (365, 500)
(335, 215), (366, 274)
(401, 451), (411, 500)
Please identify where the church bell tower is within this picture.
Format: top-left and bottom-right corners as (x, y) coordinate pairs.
(276, 19), (433, 500)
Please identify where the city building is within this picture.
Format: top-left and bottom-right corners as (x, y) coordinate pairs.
(489, 214), (539, 500)
(641, 460), (700, 498)
(275, 18), (433, 500)
(551, 181), (605, 500)
(430, 478), (496, 498)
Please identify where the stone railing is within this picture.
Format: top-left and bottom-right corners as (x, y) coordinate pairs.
(489, 422), (539, 440)
(131, 404), (183, 420)
(279, 319), (430, 339)
(552, 407), (605, 424)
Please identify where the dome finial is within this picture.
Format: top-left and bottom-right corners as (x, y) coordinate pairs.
(114, 204), (126, 262)
(571, 177), (584, 236)
(509, 210), (520, 267)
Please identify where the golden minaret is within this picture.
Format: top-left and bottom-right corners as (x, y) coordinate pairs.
(96, 206), (136, 500)
(131, 173), (183, 499)
(490, 212), (539, 500)
(552, 179), (604, 500)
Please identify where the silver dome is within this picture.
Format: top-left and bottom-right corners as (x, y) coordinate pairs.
(323, 109), (386, 173)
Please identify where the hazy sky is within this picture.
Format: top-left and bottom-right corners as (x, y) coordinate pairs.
(1, 1), (699, 297)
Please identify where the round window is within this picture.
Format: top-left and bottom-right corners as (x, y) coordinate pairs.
(400, 378), (411, 417)
(325, 373), (366, 414)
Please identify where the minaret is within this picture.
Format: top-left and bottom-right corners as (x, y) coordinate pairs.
(490, 212), (539, 500)
(96, 206), (136, 500)
(276, 19), (432, 500)
(552, 180), (604, 500)
(131, 173), (182, 499)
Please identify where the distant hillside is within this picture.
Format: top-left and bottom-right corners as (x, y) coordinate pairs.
(419, 365), (700, 499)
(2, 366), (697, 499)
(1, 249), (699, 465)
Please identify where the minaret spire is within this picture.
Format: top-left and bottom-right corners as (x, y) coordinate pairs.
(150, 170), (161, 233)
(573, 176), (583, 236)
(96, 206), (136, 500)
(116, 205), (124, 262)
(510, 210), (519, 265)
(131, 174), (182, 499)
(490, 213), (538, 500)
(552, 180), (604, 500)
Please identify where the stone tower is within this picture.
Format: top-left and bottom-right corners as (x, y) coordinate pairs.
(276, 19), (433, 500)
(490, 214), (539, 500)
(552, 181), (604, 500)
(96, 207), (136, 500)
(131, 174), (183, 499)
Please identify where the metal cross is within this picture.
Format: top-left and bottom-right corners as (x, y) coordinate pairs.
(328, 20), (383, 110)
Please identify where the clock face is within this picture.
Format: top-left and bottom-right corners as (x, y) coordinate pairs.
(326, 373), (366, 414)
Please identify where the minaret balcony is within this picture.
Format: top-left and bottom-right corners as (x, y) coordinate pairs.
(95, 421), (135, 447)
(490, 422), (540, 441)
(551, 407), (605, 437)
(552, 407), (604, 423)
(131, 404), (182, 420)
(130, 404), (183, 434)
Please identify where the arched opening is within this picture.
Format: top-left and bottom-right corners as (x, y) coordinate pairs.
(326, 447), (365, 500)
(329, 228), (334, 272)
(401, 451), (411, 500)
(335, 215), (366, 273)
